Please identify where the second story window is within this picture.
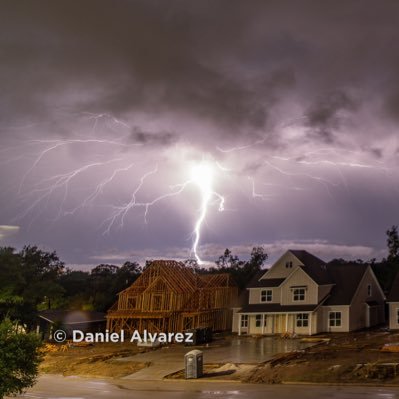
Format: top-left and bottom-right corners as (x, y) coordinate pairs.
(293, 287), (306, 301)
(261, 289), (272, 302)
(367, 284), (372, 297)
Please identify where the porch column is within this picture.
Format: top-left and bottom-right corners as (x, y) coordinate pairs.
(238, 314), (241, 336)
(285, 314), (289, 333)
(262, 314), (265, 335)
(308, 313), (312, 336)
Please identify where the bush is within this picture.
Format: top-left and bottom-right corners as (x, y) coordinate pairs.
(0, 319), (42, 398)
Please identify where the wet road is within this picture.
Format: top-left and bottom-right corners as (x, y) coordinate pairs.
(11, 375), (399, 399)
(119, 335), (313, 380)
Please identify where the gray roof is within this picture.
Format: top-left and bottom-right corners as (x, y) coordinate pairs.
(247, 277), (285, 288)
(387, 272), (399, 302)
(323, 263), (368, 305)
(290, 249), (331, 285)
(240, 303), (318, 313)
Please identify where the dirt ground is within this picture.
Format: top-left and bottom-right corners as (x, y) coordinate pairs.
(167, 362), (256, 381)
(244, 329), (399, 385)
(39, 342), (152, 378)
(40, 330), (399, 384)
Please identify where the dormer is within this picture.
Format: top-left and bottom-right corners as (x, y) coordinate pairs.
(260, 250), (304, 280)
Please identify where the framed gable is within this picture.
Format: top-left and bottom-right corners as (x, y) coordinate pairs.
(143, 275), (176, 294)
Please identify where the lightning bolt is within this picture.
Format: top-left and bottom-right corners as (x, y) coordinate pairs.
(2, 111), (394, 266)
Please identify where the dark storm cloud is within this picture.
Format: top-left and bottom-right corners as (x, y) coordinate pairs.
(130, 126), (177, 147)
(2, 0), (397, 144)
(305, 90), (358, 143)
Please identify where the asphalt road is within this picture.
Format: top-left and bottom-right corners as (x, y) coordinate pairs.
(10, 375), (399, 399)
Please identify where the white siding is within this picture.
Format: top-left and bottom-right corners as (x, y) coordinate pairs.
(248, 287), (281, 304)
(280, 267), (318, 305)
(260, 251), (304, 280)
(389, 303), (399, 330)
(321, 305), (350, 332)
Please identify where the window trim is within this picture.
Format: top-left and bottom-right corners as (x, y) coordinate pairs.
(260, 289), (272, 303)
(329, 311), (342, 327)
(241, 314), (249, 328)
(293, 287), (306, 301)
(296, 313), (309, 328)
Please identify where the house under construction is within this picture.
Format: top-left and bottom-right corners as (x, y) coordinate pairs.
(106, 260), (238, 335)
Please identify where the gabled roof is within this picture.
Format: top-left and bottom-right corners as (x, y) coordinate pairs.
(387, 272), (399, 302)
(290, 250), (331, 285)
(240, 303), (318, 313)
(324, 263), (369, 305)
(248, 277), (285, 288)
(247, 270), (284, 288)
(119, 260), (236, 297)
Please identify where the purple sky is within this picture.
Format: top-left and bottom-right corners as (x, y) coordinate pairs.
(1, 1), (399, 269)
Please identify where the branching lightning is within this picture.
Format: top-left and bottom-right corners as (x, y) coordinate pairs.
(2, 112), (394, 265)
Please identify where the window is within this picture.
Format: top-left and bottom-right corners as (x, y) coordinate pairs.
(261, 289), (272, 302)
(329, 311), (342, 327)
(255, 314), (267, 327)
(367, 284), (372, 297)
(241, 314), (249, 328)
(293, 287), (306, 301)
(285, 261), (293, 268)
(396, 309), (399, 324)
(296, 313), (309, 327)
(127, 296), (137, 309)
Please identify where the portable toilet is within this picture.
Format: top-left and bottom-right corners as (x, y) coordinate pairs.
(184, 349), (203, 379)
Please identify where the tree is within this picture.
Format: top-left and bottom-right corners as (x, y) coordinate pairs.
(0, 246), (66, 328)
(215, 248), (244, 269)
(213, 247), (268, 290)
(0, 319), (42, 398)
(387, 225), (399, 261)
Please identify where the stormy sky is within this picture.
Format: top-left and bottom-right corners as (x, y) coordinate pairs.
(1, 0), (399, 268)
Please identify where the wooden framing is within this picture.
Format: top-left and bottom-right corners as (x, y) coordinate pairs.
(106, 260), (238, 335)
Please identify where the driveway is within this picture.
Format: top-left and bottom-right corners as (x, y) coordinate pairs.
(118, 335), (312, 380)
(10, 374), (399, 399)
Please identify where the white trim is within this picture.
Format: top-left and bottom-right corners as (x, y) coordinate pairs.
(260, 250), (304, 279)
(237, 310), (316, 315)
(328, 310), (343, 328)
(260, 288), (273, 303)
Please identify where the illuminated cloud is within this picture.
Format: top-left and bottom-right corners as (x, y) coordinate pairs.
(0, 225), (20, 240)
